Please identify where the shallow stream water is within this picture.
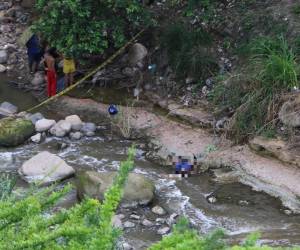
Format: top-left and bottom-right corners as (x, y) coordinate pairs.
(0, 75), (300, 249)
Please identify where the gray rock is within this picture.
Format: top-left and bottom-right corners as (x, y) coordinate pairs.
(0, 50), (8, 64)
(155, 218), (166, 225)
(124, 221), (135, 228)
(117, 214), (125, 220)
(85, 131), (95, 137)
(238, 200), (249, 206)
(59, 142), (69, 150)
(128, 43), (148, 66)
(0, 118), (35, 147)
(284, 209), (293, 215)
(0, 64), (6, 73)
(142, 219), (154, 227)
(151, 205), (166, 215)
(122, 242), (134, 250)
(0, 101), (18, 116)
(65, 115), (83, 131)
(35, 119), (56, 132)
(50, 120), (72, 137)
(157, 227), (170, 235)
(70, 131), (82, 140)
(19, 151), (75, 185)
(112, 215), (123, 229)
(81, 122), (96, 136)
(28, 113), (44, 125)
(30, 133), (42, 143)
(207, 196), (217, 204)
(279, 97), (300, 127)
(130, 214), (140, 220)
(77, 171), (155, 207)
(166, 213), (179, 226)
(31, 72), (44, 86)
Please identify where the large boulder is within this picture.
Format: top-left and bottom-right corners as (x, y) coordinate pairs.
(279, 95), (300, 127)
(19, 151), (75, 184)
(31, 72), (45, 86)
(50, 120), (72, 137)
(128, 43), (148, 66)
(0, 117), (35, 147)
(65, 115), (83, 131)
(77, 171), (155, 207)
(0, 102), (18, 117)
(35, 119), (56, 132)
(0, 50), (8, 64)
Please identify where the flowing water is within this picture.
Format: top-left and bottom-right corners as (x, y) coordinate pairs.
(0, 75), (300, 248)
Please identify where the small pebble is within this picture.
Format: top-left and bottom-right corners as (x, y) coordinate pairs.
(124, 221), (135, 228)
(157, 226), (170, 235)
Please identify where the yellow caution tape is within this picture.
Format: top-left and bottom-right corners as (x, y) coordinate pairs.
(26, 29), (145, 113)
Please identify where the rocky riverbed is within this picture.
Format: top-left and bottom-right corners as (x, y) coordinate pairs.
(1, 1), (300, 248)
(0, 85), (300, 248)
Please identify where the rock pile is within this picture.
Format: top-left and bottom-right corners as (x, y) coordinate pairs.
(28, 114), (96, 143)
(0, 101), (97, 145)
(0, 1), (30, 78)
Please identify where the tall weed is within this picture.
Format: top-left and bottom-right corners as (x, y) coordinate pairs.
(162, 22), (217, 82)
(210, 36), (299, 142)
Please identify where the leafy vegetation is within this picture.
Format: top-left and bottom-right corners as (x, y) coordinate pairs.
(0, 159), (299, 249)
(150, 217), (300, 250)
(0, 147), (135, 250)
(210, 36), (299, 142)
(161, 22), (217, 83)
(34, 0), (151, 56)
(0, 173), (16, 201)
(291, 4), (300, 16)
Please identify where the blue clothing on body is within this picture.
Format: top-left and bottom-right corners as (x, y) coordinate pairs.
(175, 161), (192, 172)
(26, 34), (43, 62)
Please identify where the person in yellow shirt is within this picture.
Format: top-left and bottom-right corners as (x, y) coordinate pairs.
(63, 55), (76, 86)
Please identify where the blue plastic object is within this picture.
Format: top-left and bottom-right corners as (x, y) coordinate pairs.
(108, 104), (118, 115)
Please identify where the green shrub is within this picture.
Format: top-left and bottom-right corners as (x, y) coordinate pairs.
(210, 36), (299, 142)
(162, 22), (217, 82)
(251, 37), (299, 90)
(291, 4), (300, 15)
(0, 173), (16, 201)
(149, 217), (225, 250)
(34, 0), (151, 56)
(0, 147), (136, 250)
(149, 217), (300, 250)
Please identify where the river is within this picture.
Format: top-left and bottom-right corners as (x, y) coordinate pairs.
(0, 74), (300, 249)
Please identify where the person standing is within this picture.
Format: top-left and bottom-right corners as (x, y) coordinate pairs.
(26, 34), (43, 74)
(44, 48), (57, 97)
(63, 54), (76, 87)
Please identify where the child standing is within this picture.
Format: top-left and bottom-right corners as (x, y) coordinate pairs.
(44, 48), (57, 97)
(63, 55), (76, 87)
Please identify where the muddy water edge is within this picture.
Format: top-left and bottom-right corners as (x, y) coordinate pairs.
(0, 77), (300, 249)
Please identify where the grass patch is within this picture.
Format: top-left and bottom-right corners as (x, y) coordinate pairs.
(210, 36), (299, 143)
